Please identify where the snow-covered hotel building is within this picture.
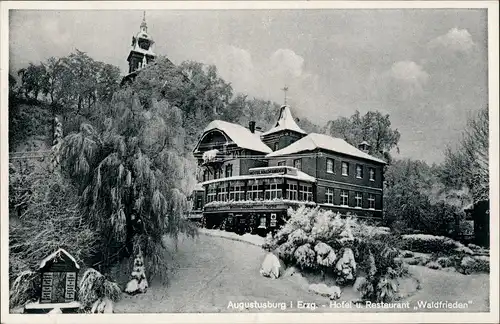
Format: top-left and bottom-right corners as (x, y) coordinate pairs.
(191, 105), (386, 234)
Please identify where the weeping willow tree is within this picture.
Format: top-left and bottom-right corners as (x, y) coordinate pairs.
(61, 88), (198, 289)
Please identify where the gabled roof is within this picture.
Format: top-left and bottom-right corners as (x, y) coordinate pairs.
(266, 133), (386, 164)
(262, 105), (307, 136)
(197, 120), (272, 154)
(39, 248), (80, 270)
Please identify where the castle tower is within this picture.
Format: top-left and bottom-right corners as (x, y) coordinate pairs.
(126, 12), (156, 74)
(261, 105), (307, 151)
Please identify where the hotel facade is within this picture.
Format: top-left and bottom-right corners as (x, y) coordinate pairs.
(191, 105), (386, 235)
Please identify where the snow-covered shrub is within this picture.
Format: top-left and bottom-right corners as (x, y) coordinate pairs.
(287, 206), (317, 234)
(459, 256), (490, 274)
(125, 249), (148, 295)
(276, 241), (298, 263)
(294, 243), (317, 270)
(79, 268), (122, 312)
(459, 256), (476, 275)
(401, 250), (414, 258)
(310, 210), (344, 242)
(436, 256), (454, 268)
(262, 232), (278, 252)
(335, 248), (356, 284)
(288, 228), (311, 245)
(260, 253), (286, 279)
(9, 270), (39, 309)
(400, 234), (463, 254)
(405, 255), (431, 266)
(425, 261), (442, 270)
(356, 240), (407, 303)
(473, 256), (490, 273)
(314, 242), (336, 267)
(453, 245), (474, 255)
(338, 217), (355, 247)
(308, 283), (342, 300)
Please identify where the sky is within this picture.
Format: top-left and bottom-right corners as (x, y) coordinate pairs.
(9, 9), (488, 164)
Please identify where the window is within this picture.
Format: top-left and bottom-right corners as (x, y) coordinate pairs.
(368, 194), (375, 209)
(265, 183), (282, 200)
(203, 170), (208, 182)
(258, 216), (267, 229)
(356, 164), (363, 179)
(286, 181), (298, 200)
(278, 161), (286, 167)
(355, 192), (362, 208)
(341, 162), (349, 176)
(274, 142), (279, 151)
(325, 188), (334, 204)
(294, 159), (302, 171)
(225, 164), (233, 178)
(247, 183), (260, 200)
(299, 184), (313, 201)
(340, 190), (349, 206)
(217, 186), (227, 202)
(369, 168), (375, 181)
(326, 158), (334, 173)
(207, 185), (217, 203)
(229, 183), (245, 201)
(195, 196), (203, 210)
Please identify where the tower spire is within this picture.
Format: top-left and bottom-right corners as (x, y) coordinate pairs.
(140, 11), (147, 32)
(281, 85), (289, 105)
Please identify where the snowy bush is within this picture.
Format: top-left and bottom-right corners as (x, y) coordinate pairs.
(276, 241), (298, 263)
(294, 243), (316, 270)
(262, 233), (278, 252)
(401, 250), (414, 258)
(260, 253), (286, 279)
(425, 261), (442, 270)
(335, 248), (356, 284)
(288, 229), (310, 245)
(267, 206), (408, 302)
(9, 271), (39, 309)
(308, 283), (342, 300)
(314, 242), (336, 267)
(473, 256), (490, 273)
(79, 268), (121, 312)
(310, 211), (344, 242)
(356, 240), (407, 303)
(436, 256), (454, 268)
(400, 234), (464, 254)
(314, 242), (337, 268)
(459, 255), (489, 274)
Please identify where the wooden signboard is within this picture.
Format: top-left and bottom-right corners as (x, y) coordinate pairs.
(39, 249), (80, 304)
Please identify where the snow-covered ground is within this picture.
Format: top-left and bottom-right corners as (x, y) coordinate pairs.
(114, 234), (489, 313)
(199, 228), (265, 247)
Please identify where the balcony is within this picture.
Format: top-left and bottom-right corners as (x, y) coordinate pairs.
(204, 198), (316, 213)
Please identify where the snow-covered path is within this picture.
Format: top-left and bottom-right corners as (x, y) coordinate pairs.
(114, 234), (489, 313)
(114, 234), (330, 313)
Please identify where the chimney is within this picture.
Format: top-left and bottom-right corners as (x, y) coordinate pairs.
(358, 141), (371, 154)
(249, 121), (256, 133)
